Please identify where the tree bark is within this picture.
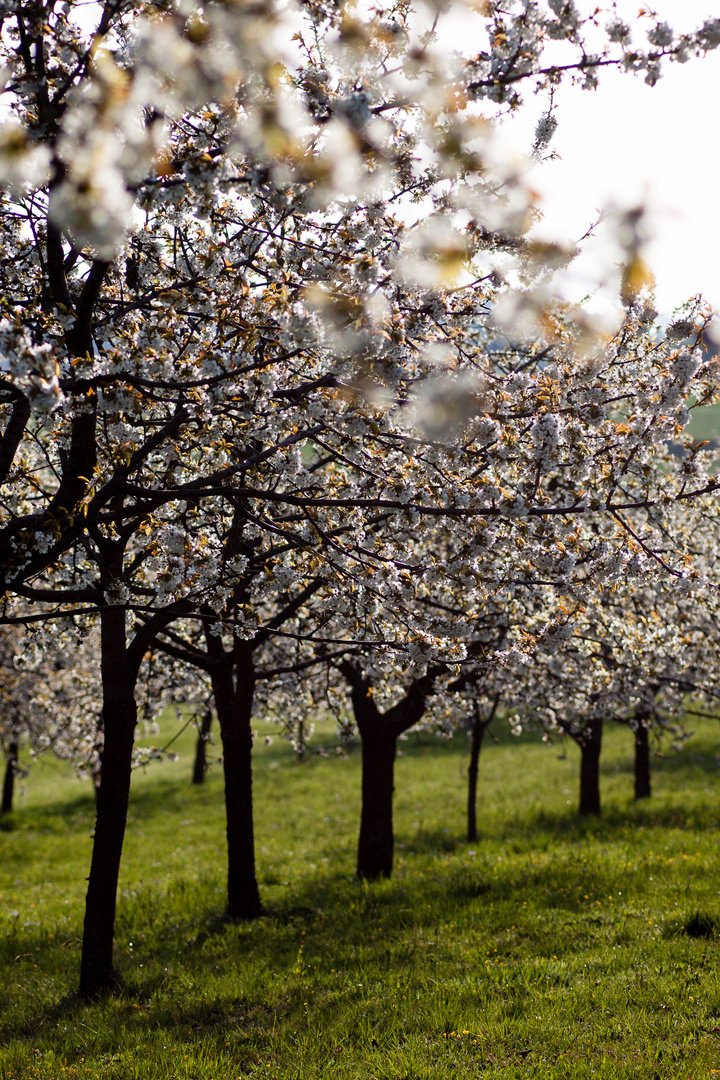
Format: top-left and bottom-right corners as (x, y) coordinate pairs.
(192, 707), (213, 785)
(210, 636), (262, 920)
(578, 716), (603, 817)
(633, 718), (651, 800)
(79, 606), (137, 997)
(340, 660), (438, 881)
(357, 731), (397, 880)
(1, 739), (18, 814)
(466, 694), (498, 844)
(467, 715), (484, 844)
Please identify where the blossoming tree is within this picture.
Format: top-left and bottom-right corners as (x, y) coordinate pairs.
(2, 0), (720, 996)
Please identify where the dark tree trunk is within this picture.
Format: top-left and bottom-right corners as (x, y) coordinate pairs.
(1, 739), (18, 814)
(578, 716), (603, 817)
(79, 606), (138, 997)
(466, 695), (498, 844)
(357, 732), (397, 880)
(341, 660), (437, 882)
(210, 637), (262, 920)
(192, 708), (213, 785)
(467, 718), (484, 844)
(634, 720), (651, 800)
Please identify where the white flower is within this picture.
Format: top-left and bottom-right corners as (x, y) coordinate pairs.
(698, 19), (720, 50)
(607, 19), (631, 44)
(647, 23), (673, 48)
(50, 135), (134, 258)
(0, 124), (51, 193)
(532, 112), (557, 157)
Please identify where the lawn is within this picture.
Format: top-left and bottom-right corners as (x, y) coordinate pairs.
(687, 401), (720, 444)
(1, 714), (720, 1078)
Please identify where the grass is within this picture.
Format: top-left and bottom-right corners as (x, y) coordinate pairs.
(2, 715), (720, 1078)
(687, 401), (720, 443)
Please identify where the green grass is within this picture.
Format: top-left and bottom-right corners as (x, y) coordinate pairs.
(2, 716), (720, 1078)
(687, 401), (720, 443)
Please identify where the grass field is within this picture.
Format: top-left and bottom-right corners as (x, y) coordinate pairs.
(2, 714), (720, 1079)
(687, 402), (720, 444)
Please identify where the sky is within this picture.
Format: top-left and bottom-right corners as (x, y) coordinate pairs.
(506, 1), (720, 321)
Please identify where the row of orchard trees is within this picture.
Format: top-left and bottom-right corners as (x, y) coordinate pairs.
(4, 491), (720, 864)
(7, 479), (720, 814)
(5, 495), (720, 921)
(2, 0), (720, 996)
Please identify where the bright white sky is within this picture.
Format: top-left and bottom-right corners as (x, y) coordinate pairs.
(501, 1), (720, 321)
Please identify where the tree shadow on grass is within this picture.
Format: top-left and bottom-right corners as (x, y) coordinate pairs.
(3, 837), (713, 1054)
(2, 975), (362, 1065)
(0, 789), (96, 832)
(1, 993), (79, 1039)
(476, 797), (720, 839)
(0, 975), (267, 1055)
(9, 779), (196, 834)
(400, 827), (462, 856)
(604, 746), (720, 781)
(4, 764), (719, 1047)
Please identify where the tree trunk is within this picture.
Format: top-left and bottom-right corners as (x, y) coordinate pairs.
(295, 717), (307, 762)
(1, 739), (18, 814)
(79, 606), (137, 997)
(578, 716), (603, 817)
(192, 708), (213, 785)
(466, 695), (497, 844)
(467, 717), (485, 844)
(340, 660), (437, 881)
(357, 732), (397, 880)
(211, 638), (262, 920)
(633, 720), (651, 800)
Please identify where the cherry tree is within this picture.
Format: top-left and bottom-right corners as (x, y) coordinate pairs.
(514, 475), (720, 816)
(0, 626), (33, 814)
(147, 576), (329, 920)
(2, 0), (720, 997)
(0, 622), (98, 810)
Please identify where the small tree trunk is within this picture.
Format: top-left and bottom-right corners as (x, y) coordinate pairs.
(1, 739), (19, 814)
(341, 660), (436, 881)
(192, 708), (213, 785)
(466, 695), (497, 843)
(295, 717), (307, 762)
(467, 718), (484, 844)
(357, 732), (397, 880)
(80, 606), (137, 997)
(578, 716), (603, 817)
(211, 638), (262, 920)
(634, 721), (651, 800)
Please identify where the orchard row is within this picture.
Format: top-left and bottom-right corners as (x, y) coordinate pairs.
(1, 0), (720, 996)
